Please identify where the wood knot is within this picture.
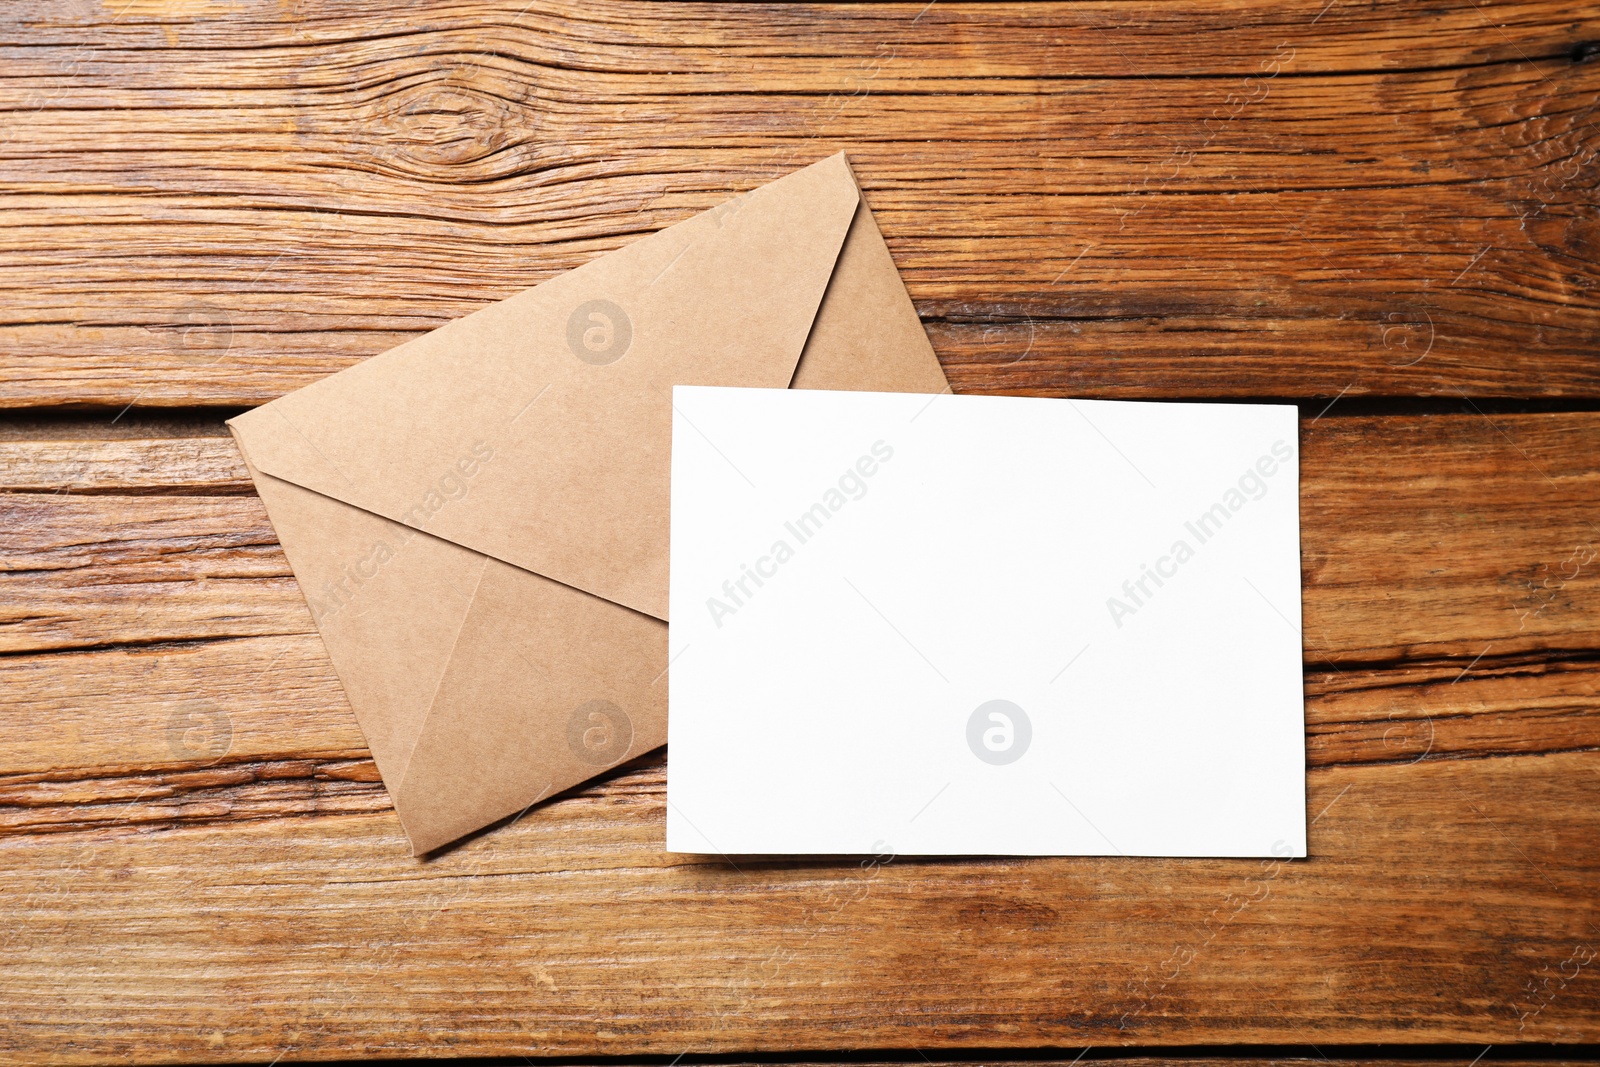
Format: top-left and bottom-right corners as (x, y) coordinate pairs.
(365, 63), (535, 174)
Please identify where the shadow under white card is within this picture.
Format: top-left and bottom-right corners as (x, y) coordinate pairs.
(666, 387), (1305, 858)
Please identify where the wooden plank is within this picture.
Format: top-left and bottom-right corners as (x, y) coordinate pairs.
(0, 436), (249, 494)
(5, 650), (1600, 834)
(0, 491), (306, 654)
(7, 410), (1597, 662)
(6, 625), (1599, 828)
(9, 0), (1593, 75)
(1, 751), (1597, 1061)
(1305, 654), (1600, 766)
(1, 2), (1597, 406)
(0, 634), (363, 781)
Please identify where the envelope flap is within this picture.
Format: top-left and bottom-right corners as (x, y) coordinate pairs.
(230, 154), (862, 621)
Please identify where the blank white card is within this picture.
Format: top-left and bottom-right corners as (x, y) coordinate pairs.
(667, 387), (1305, 857)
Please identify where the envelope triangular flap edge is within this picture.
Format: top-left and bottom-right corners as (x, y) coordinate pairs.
(229, 153), (864, 622)
(229, 441), (489, 792)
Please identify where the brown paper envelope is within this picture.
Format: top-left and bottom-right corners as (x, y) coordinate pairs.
(229, 153), (949, 853)
(232, 154), (862, 620)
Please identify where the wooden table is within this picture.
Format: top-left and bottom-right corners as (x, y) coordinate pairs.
(3, 2), (1598, 1063)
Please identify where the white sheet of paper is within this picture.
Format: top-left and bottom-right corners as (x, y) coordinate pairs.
(667, 386), (1305, 858)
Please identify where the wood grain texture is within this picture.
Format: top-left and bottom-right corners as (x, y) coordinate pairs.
(1, 1), (1598, 406)
(2, 415), (1598, 1058)
(1, 753), (1597, 1062)
(8, 410), (1598, 663)
(4, 1), (1600, 1061)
